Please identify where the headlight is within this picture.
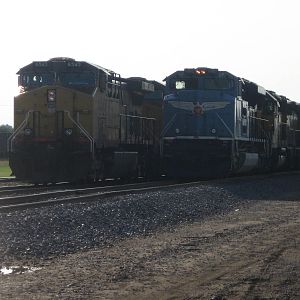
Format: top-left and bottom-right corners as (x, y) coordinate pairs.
(64, 128), (73, 136)
(24, 128), (32, 136)
(47, 89), (56, 102)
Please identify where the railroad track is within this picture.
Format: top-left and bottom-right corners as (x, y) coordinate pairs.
(0, 181), (75, 195)
(0, 177), (167, 196)
(0, 178), (134, 195)
(1, 171), (298, 212)
(0, 177), (16, 183)
(0, 179), (189, 211)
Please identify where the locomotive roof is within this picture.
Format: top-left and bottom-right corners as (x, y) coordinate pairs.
(17, 58), (114, 76)
(125, 77), (165, 89)
(163, 67), (235, 81)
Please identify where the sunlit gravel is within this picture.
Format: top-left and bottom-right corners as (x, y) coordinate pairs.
(0, 173), (299, 261)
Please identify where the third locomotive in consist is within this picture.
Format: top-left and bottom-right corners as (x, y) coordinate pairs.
(161, 67), (300, 177)
(9, 58), (163, 183)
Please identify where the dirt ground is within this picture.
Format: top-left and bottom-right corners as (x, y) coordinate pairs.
(1, 197), (300, 299)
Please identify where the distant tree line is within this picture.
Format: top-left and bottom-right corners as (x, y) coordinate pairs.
(0, 124), (13, 134)
(0, 124), (13, 158)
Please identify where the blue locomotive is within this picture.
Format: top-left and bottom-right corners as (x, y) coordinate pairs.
(161, 67), (300, 178)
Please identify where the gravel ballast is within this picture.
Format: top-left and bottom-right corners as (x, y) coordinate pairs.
(0, 173), (299, 262)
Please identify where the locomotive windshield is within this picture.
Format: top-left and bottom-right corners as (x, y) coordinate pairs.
(20, 73), (54, 87)
(19, 71), (96, 93)
(171, 78), (198, 90)
(59, 71), (95, 86)
(165, 68), (237, 95)
(172, 78), (233, 90)
(203, 78), (234, 90)
(168, 74), (234, 92)
(17, 59), (103, 94)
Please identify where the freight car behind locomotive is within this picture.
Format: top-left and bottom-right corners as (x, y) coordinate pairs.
(9, 58), (164, 183)
(161, 67), (300, 178)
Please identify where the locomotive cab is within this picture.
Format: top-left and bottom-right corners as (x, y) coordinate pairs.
(10, 58), (102, 182)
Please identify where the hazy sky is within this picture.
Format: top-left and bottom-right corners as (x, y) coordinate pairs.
(1, 0), (299, 125)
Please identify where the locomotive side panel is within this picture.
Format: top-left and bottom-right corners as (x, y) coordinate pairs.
(100, 78), (162, 177)
(93, 92), (121, 149)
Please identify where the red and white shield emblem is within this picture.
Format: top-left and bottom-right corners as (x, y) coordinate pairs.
(193, 102), (203, 116)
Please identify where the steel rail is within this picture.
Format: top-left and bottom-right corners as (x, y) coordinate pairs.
(0, 180), (183, 211)
(1, 171), (299, 212)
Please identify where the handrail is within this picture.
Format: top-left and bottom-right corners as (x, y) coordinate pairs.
(119, 114), (156, 121)
(119, 114), (159, 144)
(7, 110), (33, 152)
(160, 113), (177, 138)
(266, 91), (280, 107)
(64, 111), (95, 159)
(249, 116), (269, 122)
(160, 113), (178, 156)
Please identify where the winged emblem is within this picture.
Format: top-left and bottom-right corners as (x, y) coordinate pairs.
(167, 101), (230, 113)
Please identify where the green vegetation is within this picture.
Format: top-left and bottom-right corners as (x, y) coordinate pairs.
(0, 160), (11, 177)
(0, 124), (13, 133)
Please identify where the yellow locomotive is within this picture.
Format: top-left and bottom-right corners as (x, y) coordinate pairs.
(9, 58), (164, 183)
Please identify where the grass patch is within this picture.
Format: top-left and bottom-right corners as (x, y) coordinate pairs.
(0, 160), (11, 177)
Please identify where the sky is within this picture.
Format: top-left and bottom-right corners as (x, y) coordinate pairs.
(1, 0), (299, 126)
